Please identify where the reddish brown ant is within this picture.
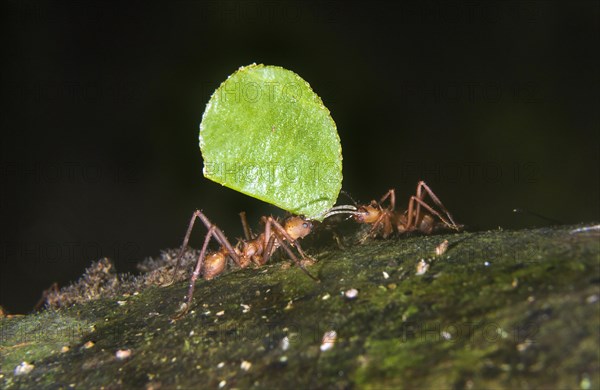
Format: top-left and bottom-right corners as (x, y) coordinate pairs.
(169, 205), (357, 318)
(346, 181), (462, 242)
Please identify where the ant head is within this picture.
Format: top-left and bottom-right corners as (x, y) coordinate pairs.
(354, 204), (381, 224)
(284, 216), (313, 240)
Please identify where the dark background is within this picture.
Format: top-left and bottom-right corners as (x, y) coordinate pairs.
(2, 1), (598, 313)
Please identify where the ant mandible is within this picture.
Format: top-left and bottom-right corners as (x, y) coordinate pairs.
(348, 181), (462, 242)
(170, 205), (357, 318)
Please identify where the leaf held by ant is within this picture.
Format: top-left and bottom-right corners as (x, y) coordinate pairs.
(199, 64), (343, 221)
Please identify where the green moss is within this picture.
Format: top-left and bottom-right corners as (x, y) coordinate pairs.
(1, 224), (598, 388)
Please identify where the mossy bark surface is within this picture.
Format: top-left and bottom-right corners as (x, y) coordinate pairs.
(1, 224), (599, 389)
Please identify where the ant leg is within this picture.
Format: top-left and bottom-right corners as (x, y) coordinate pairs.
(266, 217), (319, 281)
(173, 226), (217, 319)
(406, 181), (458, 230)
(408, 196), (459, 231)
(167, 211), (205, 287)
(405, 192), (418, 230)
(258, 218), (301, 266)
(359, 213), (388, 243)
(412, 182), (426, 227)
(276, 238), (320, 281)
(379, 189), (396, 210)
(261, 234), (278, 266)
(168, 210), (240, 286)
(415, 181), (460, 229)
(193, 211), (240, 262)
(261, 218), (274, 266)
(239, 211), (255, 240)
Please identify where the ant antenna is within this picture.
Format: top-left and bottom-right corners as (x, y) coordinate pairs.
(340, 190), (359, 206)
(512, 208), (562, 225)
(320, 205), (359, 220)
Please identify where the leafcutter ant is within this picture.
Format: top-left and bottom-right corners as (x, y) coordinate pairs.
(346, 181), (462, 242)
(169, 205), (357, 318)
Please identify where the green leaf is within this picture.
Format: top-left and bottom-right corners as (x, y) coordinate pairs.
(199, 64), (342, 221)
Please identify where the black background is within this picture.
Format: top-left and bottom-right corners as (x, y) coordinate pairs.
(2, 1), (598, 313)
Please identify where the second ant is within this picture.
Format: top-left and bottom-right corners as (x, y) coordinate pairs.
(345, 181), (462, 242)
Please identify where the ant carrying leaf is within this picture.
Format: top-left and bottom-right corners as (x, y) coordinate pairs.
(169, 64), (358, 318)
(169, 206), (357, 318)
